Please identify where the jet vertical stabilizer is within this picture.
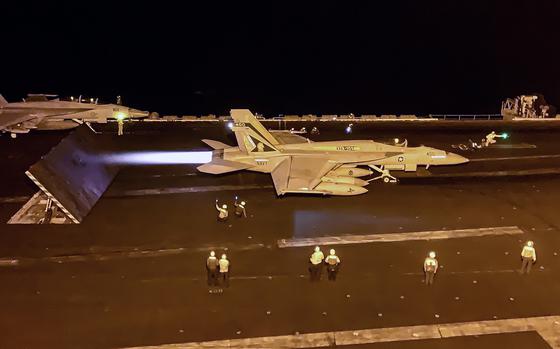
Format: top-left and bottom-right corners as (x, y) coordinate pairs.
(231, 109), (279, 154)
(0, 94), (8, 106)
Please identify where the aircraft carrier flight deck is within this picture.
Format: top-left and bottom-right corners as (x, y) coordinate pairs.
(1, 119), (560, 349)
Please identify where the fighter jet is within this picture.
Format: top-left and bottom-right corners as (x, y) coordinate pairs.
(0, 94), (149, 138)
(197, 109), (469, 196)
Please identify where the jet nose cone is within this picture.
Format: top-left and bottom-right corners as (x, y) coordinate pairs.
(129, 108), (149, 118)
(447, 152), (469, 164)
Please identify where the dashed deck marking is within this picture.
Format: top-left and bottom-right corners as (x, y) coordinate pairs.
(278, 226), (524, 248)
(122, 316), (560, 348)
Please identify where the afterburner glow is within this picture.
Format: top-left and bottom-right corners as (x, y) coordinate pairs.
(107, 151), (212, 165)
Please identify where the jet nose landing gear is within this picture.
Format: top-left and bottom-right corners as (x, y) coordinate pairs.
(368, 165), (398, 184)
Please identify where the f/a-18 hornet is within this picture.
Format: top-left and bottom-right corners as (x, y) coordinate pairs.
(198, 109), (469, 196)
(0, 94), (148, 138)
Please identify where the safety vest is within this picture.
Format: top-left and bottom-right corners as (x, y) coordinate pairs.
(219, 259), (229, 273)
(325, 255), (340, 266)
(521, 246), (536, 259)
(310, 251), (324, 265)
(424, 258), (437, 272)
(218, 209), (228, 219)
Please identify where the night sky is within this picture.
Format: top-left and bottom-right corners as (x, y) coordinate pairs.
(2, 1), (559, 116)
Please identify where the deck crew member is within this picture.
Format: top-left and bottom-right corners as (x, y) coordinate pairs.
(309, 246), (325, 281)
(423, 251), (439, 285)
(483, 131), (497, 147)
(215, 200), (228, 222)
(206, 251), (219, 286)
(219, 254), (230, 287)
(234, 196), (247, 218)
(324, 249), (341, 281)
(520, 241), (537, 274)
(117, 119), (124, 136)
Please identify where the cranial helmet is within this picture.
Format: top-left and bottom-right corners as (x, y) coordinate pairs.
(330, 249), (336, 255)
(429, 251), (436, 258)
(222, 204), (227, 209)
(241, 201), (246, 206)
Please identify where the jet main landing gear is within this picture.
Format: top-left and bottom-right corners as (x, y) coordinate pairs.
(368, 165), (398, 184)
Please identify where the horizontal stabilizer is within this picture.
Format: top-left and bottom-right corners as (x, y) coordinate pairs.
(197, 158), (251, 174)
(202, 139), (231, 150)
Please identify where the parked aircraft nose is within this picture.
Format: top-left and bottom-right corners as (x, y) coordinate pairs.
(129, 108), (150, 118)
(446, 152), (469, 164)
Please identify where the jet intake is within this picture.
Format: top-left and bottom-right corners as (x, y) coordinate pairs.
(330, 167), (373, 177)
(384, 164), (405, 170)
(321, 176), (368, 187)
(404, 164), (417, 172)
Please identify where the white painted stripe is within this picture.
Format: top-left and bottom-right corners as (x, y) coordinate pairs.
(489, 143), (536, 149)
(277, 226), (523, 248)
(0, 259), (19, 266)
(424, 168), (560, 178)
(470, 154), (560, 162)
(121, 316), (560, 349)
(25, 171), (79, 223)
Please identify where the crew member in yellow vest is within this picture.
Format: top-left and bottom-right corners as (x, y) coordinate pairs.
(423, 251), (439, 285)
(324, 249), (341, 281)
(520, 241), (537, 274)
(215, 199), (228, 222)
(219, 254), (230, 287)
(309, 246), (325, 281)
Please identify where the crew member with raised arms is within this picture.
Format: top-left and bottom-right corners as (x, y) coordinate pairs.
(215, 199), (228, 222)
(234, 196), (247, 218)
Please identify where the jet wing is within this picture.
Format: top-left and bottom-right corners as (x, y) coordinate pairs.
(271, 156), (337, 195)
(0, 110), (42, 129)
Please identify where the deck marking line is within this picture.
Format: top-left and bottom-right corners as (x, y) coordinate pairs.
(278, 226), (523, 248)
(121, 315), (560, 348)
(470, 154), (560, 162)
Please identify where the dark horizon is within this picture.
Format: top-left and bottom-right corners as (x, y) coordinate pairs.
(2, 1), (559, 116)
